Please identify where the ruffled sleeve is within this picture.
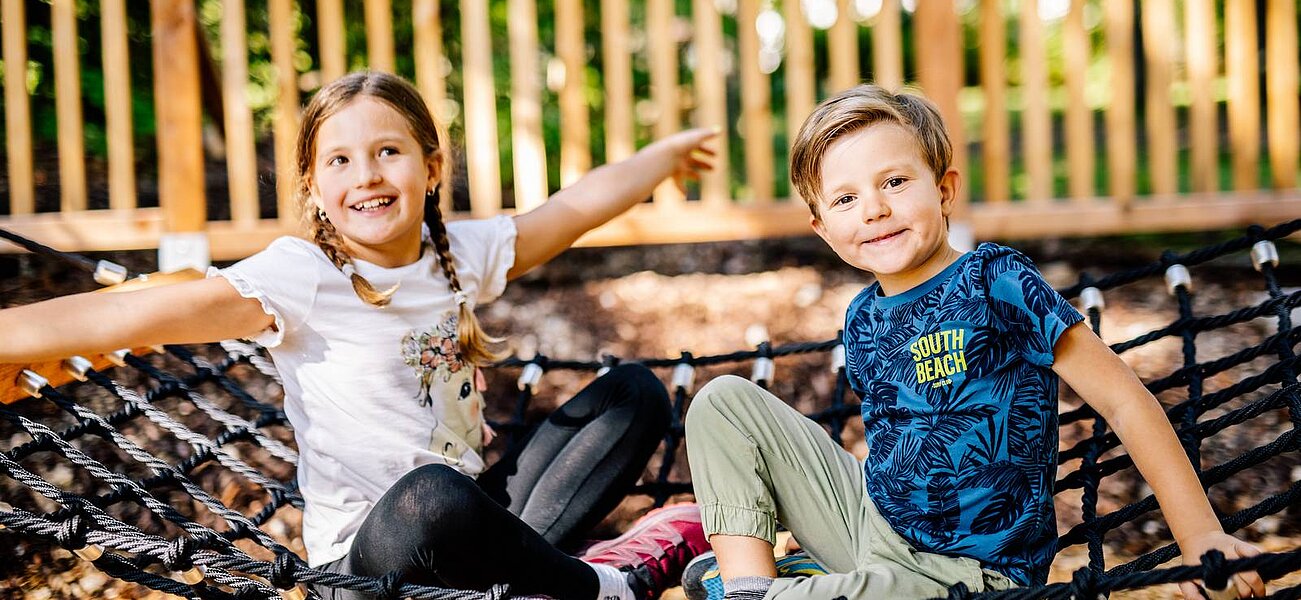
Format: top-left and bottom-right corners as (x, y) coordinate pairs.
(208, 237), (323, 348)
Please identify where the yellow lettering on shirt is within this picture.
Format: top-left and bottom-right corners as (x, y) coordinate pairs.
(911, 328), (969, 388)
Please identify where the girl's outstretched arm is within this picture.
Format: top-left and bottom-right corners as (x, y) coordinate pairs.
(0, 277), (274, 364)
(508, 128), (717, 279)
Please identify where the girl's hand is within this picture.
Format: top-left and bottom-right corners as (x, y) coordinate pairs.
(649, 128), (718, 194)
(1178, 531), (1265, 599)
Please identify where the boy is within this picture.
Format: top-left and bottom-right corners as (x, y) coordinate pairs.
(683, 85), (1265, 599)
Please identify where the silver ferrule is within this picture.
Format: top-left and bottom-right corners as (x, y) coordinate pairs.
(830, 344), (846, 373)
(517, 363), (544, 391)
(62, 356), (93, 381)
(74, 544), (105, 562)
(18, 370), (48, 398)
(93, 260), (129, 286)
(1251, 240), (1280, 272)
(1080, 287), (1106, 312)
(105, 349), (130, 367)
(751, 357), (775, 384)
(1164, 264), (1192, 295)
(671, 363), (696, 394)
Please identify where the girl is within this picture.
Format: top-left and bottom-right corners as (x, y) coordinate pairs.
(0, 71), (716, 600)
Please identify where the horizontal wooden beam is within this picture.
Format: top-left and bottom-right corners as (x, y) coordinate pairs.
(1, 193), (1299, 260)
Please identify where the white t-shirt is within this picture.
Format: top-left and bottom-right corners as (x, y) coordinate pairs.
(211, 216), (517, 566)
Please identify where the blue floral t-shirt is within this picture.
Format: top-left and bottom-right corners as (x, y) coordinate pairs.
(843, 243), (1084, 586)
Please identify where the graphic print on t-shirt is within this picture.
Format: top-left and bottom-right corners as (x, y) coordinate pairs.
(401, 314), (485, 465)
(909, 327), (969, 388)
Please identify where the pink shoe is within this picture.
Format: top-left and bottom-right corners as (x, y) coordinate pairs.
(582, 503), (710, 599)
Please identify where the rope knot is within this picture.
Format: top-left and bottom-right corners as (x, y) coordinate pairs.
(1199, 548), (1230, 594)
(161, 535), (196, 572)
(268, 551), (300, 590)
(1068, 566), (1101, 600)
(55, 513), (89, 549)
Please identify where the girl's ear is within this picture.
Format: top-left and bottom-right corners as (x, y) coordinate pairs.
(426, 151), (444, 190)
(938, 168), (962, 217)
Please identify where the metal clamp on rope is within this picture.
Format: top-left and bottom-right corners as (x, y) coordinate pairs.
(93, 260), (129, 286)
(105, 349), (130, 367)
(517, 363), (544, 391)
(830, 344), (845, 373)
(751, 357), (775, 385)
(1164, 264), (1192, 295)
(671, 362), (696, 394)
(1080, 287), (1106, 313)
(1251, 240), (1280, 272)
(280, 585), (306, 600)
(17, 370), (48, 399)
(62, 356), (93, 382)
(73, 544), (104, 562)
(179, 566), (206, 585)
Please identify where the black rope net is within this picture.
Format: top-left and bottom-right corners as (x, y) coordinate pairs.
(1, 221), (1300, 599)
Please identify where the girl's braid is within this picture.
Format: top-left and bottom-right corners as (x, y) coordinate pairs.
(311, 211), (397, 306)
(426, 190), (502, 366)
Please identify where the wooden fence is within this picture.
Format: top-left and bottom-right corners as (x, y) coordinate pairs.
(1, 0), (1299, 262)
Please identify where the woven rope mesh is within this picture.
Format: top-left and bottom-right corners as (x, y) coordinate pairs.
(2, 221), (1300, 599)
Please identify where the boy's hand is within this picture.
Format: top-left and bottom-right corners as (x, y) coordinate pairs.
(649, 128), (718, 194)
(1178, 531), (1265, 599)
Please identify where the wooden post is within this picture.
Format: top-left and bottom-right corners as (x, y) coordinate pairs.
(317, 0), (346, 84)
(1226, 0), (1260, 191)
(461, 0), (502, 217)
(979, 0), (1009, 204)
(1141, 0), (1177, 195)
(737, 0), (773, 203)
(223, 0), (259, 226)
(365, 0), (396, 73)
(1265, 0), (1299, 189)
(1064, 0), (1095, 201)
(872, 0), (903, 91)
(692, 0), (730, 207)
(828, 0), (859, 92)
(508, 0), (548, 211)
(269, 0), (299, 224)
(603, 0), (635, 163)
(915, 0), (967, 208)
(414, 0), (449, 124)
(1020, 0), (1051, 203)
(557, 0), (591, 186)
(785, 0), (815, 154)
(101, 0), (137, 211)
(647, 0), (682, 205)
(2, 0), (33, 215)
(1184, 0), (1218, 194)
(1104, 0), (1136, 204)
(53, 0), (87, 212)
(151, 0), (209, 270)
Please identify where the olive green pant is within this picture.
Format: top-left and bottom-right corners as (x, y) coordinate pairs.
(684, 375), (1016, 600)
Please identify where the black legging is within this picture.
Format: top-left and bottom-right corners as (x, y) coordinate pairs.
(313, 364), (671, 600)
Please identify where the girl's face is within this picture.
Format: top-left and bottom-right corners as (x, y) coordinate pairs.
(309, 96), (439, 268)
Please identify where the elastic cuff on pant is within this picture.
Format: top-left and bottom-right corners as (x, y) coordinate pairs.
(701, 503), (777, 546)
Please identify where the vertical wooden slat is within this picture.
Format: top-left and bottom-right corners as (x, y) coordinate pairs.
(1226, 0), (1260, 191)
(508, 0), (548, 211)
(365, 0), (396, 73)
(979, 0), (1009, 204)
(413, 0), (448, 122)
(461, 0), (502, 217)
(915, 1), (967, 205)
(872, 0), (903, 91)
(1104, 0), (1136, 204)
(1141, 0), (1177, 195)
(737, 0), (773, 203)
(647, 0), (683, 205)
(828, 0), (859, 92)
(784, 0), (815, 153)
(269, 0), (299, 223)
(1064, 0), (1095, 200)
(101, 0), (136, 211)
(692, 0), (729, 206)
(1020, 0), (1051, 202)
(1184, 0), (1217, 194)
(1265, 0), (1299, 189)
(223, 0), (259, 225)
(557, 0), (591, 186)
(317, 0), (346, 83)
(2, 0), (33, 215)
(603, 0), (635, 163)
(151, 0), (206, 232)
(53, 0), (87, 212)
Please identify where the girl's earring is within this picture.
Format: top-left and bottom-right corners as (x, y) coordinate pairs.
(317, 208), (328, 221)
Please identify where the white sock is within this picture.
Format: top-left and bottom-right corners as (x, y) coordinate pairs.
(588, 562), (635, 600)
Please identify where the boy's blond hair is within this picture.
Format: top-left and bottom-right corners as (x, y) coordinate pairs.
(790, 84), (952, 218)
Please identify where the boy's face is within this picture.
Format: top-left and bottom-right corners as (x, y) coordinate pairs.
(810, 122), (961, 295)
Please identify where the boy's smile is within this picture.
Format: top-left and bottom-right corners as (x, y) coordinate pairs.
(810, 122), (963, 295)
(309, 97), (440, 268)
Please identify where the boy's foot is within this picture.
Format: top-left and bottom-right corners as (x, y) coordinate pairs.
(582, 503), (709, 599)
(681, 551), (829, 600)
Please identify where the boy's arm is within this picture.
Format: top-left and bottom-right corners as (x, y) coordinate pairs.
(1052, 322), (1265, 599)
(508, 128), (716, 279)
(0, 277), (274, 364)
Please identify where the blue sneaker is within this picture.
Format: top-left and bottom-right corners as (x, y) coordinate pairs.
(681, 551), (828, 600)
